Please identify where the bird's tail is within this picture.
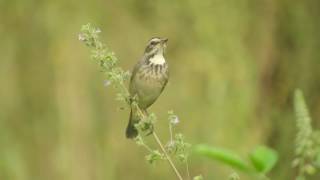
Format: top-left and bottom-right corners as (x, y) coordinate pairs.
(126, 108), (138, 139)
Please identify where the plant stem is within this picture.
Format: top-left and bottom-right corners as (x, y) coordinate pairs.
(169, 123), (174, 143)
(186, 158), (190, 180)
(153, 131), (184, 180)
(134, 105), (183, 180)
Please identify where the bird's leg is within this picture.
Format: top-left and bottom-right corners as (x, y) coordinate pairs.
(129, 94), (139, 106)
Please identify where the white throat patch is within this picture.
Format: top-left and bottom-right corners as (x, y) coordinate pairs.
(149, 54), (166, 65)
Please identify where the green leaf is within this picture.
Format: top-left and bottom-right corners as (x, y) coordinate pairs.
(145, 150), (164, 164)
(315, 152), (320, 168)
(194, 144), (253, 173)
(193, 175), (204, 180)
(249, 146), (278, 173)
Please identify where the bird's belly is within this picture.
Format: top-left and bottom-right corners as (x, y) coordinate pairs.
(132, 76), (166, 109)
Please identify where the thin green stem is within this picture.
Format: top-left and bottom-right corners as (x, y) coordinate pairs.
(186, 158), (190, 180)
(169, 123), (174, 143)
(134, 105), (183, 180)
(139, 138), (155, 153)
(153, 132), (184, 180)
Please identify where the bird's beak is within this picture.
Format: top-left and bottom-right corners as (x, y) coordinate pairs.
(161, 38), (168, 44)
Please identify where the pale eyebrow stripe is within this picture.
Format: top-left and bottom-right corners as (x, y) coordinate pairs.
(150, 38), (161, 43)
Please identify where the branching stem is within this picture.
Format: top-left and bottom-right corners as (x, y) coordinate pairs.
(134, 105), (183, 180)
(153, 131), (184, 180)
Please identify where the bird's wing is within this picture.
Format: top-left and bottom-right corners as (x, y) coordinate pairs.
(160, 66), (169, 93)
(129, 57), (144, 95)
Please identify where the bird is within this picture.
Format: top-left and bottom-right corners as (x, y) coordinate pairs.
(126, 37), (169, 139)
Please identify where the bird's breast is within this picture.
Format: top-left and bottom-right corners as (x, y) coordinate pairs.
(130, 62), (168, 108)
(135, 63), (168, 88)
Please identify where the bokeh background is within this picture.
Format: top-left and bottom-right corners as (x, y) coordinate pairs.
(1, 0), (320, 179)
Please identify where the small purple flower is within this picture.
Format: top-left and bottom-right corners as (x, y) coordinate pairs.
(78, 33), (86, 41)
(95, 28), (101, 33)
(170, 115), (179, 125)
(167, 140), (175, 147)
(104, 80), (111, 87)
(166, 141), (176, 153)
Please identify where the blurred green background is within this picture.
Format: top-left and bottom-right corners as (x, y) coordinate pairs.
(1, 0), (320, 179)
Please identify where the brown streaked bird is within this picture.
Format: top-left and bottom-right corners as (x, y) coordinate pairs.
(126, 37), (169, 138)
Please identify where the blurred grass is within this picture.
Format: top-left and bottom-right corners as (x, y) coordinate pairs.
(0, 0), (320, 179)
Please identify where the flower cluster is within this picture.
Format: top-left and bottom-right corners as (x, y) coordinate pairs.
(293, 89), (320, 179)
(79, 23), (131, 104)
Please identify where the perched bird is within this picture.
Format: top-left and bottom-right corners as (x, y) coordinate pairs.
(126, 37), (169, 138)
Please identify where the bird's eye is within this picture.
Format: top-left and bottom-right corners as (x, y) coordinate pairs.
(150, 41), (158, 45)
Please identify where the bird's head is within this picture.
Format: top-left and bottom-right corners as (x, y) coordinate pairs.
(144, 37), (168, 56)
